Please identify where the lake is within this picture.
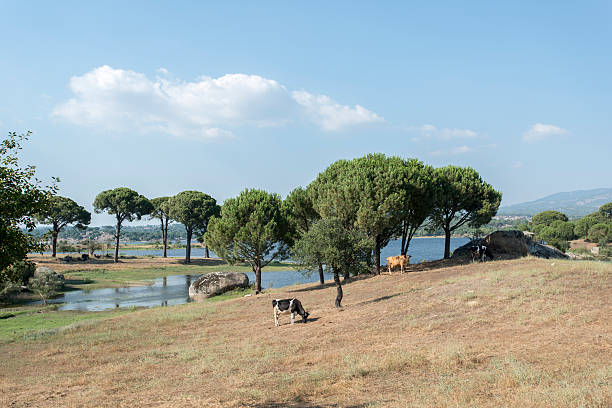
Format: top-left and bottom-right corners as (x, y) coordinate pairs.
(39, 237), (470, 311)
(51, 237), (470, 264)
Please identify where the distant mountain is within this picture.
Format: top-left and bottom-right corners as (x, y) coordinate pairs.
(498, 188), (612, 218)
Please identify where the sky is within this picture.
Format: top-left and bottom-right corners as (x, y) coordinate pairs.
(2, 1), (611, 226)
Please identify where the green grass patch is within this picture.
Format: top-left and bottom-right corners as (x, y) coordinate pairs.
(0, 304), (133, 343)
(205, 287), (254, 302)
(63, 261), (296, 290)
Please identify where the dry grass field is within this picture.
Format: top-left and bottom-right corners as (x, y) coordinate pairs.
(1, 258), (610, 407)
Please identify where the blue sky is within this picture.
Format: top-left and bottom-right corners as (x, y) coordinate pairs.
(2, 1), (611, 225)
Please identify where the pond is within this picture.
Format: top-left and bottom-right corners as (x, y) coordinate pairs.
(37, 237), (471, 311)
(41, 270), (336, 311)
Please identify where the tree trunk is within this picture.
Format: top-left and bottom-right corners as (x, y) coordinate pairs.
(255, 262), (262, 294)
(343, 268), (350, 281)
(318, 262), (324, 284)
(374, 238), (381, 274)
(333, 269), (343, 308)
(400, 222), (408, 256)
(114, 220), (121, 263)
(51, 227), (58, 257)
(205, 244), (210, 258)
(444, 227), (451, 259)
(185, 227), (192, 264)
(161, 218), (168, 258)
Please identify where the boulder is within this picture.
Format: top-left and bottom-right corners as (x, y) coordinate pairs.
(452, 230), (568, 261)
(33, 266), (65, 288)
(188, 272), (249, 300)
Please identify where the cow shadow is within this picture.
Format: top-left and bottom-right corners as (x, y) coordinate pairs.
(250, 403), (370, 408)
(275, 317), (320, 327)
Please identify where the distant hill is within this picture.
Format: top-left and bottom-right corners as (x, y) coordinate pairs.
(498, 188), (612, 217)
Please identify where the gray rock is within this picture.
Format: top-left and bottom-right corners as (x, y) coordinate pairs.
(452, 230), (568, 261)
(188, 272), (249, 300)
(33, 266), (65, 288)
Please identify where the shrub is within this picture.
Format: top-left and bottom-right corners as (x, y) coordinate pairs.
(29, 267), (64, 304)
(57, 241), (77, 253)
(1, 260), (36, 286)
(599, 246), (612, 258)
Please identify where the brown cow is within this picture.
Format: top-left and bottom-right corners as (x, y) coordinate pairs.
(386, 254), (411, 274)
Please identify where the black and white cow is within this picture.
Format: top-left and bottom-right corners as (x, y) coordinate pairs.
(471, 244), (494, 262)
(272, 298), (309, 327)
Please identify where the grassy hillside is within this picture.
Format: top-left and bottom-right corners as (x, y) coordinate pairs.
(1, 258), (610, 407)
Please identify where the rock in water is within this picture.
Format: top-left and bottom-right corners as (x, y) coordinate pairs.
(188, 272), (250, 300)
(452, 230), (568, 261)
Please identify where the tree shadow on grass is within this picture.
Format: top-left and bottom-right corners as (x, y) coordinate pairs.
(287, 274), (375, 293)
(355, 292), (405, 306)
(63, 278), (94, 291)
(178, 258), (227, 266)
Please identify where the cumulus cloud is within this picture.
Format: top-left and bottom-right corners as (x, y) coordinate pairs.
(52, 65), (383, 139)
(522, 123), (568, 142)
(430, 145), (473, 156)
(292, 91), (384, 131)
(406, 124), (478, 141)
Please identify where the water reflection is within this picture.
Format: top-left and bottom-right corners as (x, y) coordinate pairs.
(34, 271), (336, 312)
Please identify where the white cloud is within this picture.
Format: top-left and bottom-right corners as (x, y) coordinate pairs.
(512, 161), (523, 169)
(406, 124), (478, 141)
(52, 65), (383, 140)
(430, 145), (473, 156)
(292, 91), (384, 131)
(522, 123), (568, 142)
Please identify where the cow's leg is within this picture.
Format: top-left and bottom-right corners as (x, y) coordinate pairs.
(291, 312), (295, 325)
(274, 309), (279, 327)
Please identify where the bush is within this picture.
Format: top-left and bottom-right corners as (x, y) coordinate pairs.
(57, 241), (77, 253)
(599, 246), (612, 258)
(28, 267), (64, 304)
(568, 247), (590, 256)
(1, 260), (36, 286)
